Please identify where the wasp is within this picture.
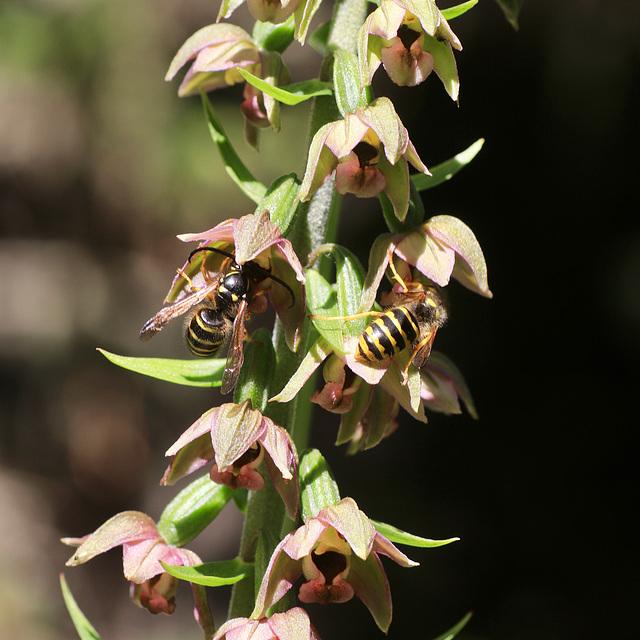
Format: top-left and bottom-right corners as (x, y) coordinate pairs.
(313, 250), (447, 383)
(140, 247), (295, 395)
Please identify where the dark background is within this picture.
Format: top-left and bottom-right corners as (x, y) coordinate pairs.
(1, 1), (638, 639)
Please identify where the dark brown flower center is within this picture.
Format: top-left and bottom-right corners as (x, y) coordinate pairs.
(398, 24), (420, 50)
(353, 141), (379, 168)
(312, 550), (348, 584)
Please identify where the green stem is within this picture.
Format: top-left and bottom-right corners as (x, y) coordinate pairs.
(227, 0), (368, 621)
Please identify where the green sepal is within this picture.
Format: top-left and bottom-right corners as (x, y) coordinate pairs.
(333, 49), (367, 117)
(335, 380), (371, 446)
(405, 177), (426, 228)
(379, 191), (404, 234)
(299, 448), (341, 521)
(411, 138), (484, 192)
(252, 17), (295, 53)
(60, 574), (101, 640)
(232, 488), (249, 513)
(98, 349), (225, 387)
(441, 0), (478, 21)
(308, 21), (330, 56)
(233, 327), (276, 412)
(371, 520), (460, 548)
(257, 173), (301, 238)
(238, 68), (332, 105)
(201, 92), (267, 204)
(161, 558), (254, 587)
(157, 475), (234, 548)
(431, 612), (473, 640)
(306, 244), (367, 352)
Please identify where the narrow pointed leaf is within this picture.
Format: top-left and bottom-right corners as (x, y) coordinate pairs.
(161, 558), (254, 587)
(238, 68), (332, 105)
(157, 475), (233, 547)
(201, 92), (266, 203)
(442, 1), (478, 21)
(371, 520), (460, 548)
(432, 612), (473, 640)
(98, 349), (225, 387)
(60, 574), (101, 640)
(412, 138), (484, 192)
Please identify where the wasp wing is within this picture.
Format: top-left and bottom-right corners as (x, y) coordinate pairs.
(139, 281), (219, 342)
(220, 299), (248, 395)
(410, 328), (438, 370)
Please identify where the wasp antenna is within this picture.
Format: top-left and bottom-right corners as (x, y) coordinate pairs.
(188, 246), (236, 263)
(248, 264), (296, 308)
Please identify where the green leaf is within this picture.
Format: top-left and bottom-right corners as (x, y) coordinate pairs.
(305, 268), (342, 353)
(60, 574), (101, 640)
(299, 448), (341, 520)
(98, 349), (225, 387)
(371, 520), (460, 548)
(201, 92), (266, 203)
(161, 558), (254, 587)
(157, 476), (233, 547)
(412, 138), (484, 192)
(431, 612), (473, 640)
(233, 327), (276, 412)
(306, 245), (368, 351)
(493, 0), (524, 29)
(238, 68), (332, 105)
(333, 49), (366, 117)
(441, 0), (478, 21)
(257, 173), (301, 237)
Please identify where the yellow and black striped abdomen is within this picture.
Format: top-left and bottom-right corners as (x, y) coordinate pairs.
(356, 307), (419, 363)
(186, 307), (228, 357)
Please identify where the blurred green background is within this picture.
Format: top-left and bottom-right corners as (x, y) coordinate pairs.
(1, 1), (638, 639)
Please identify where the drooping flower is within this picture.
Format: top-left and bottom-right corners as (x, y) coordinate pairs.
(252, 497), (417, 632)
(62, 511), (201, 616)
(360, 216), (493, 316)
(217, 0), (323, 44)
(161, 400), (299, 519)
(213, 607), (322, 640)
(165, 24), (261, 97)
(176, 211), (306, 352)
(165, 25), (289, 146)
(359, 0), (462, 99)
(297, 97), (429, 221)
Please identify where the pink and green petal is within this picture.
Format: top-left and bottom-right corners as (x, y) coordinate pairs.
(63, 511), (158, 566)
(345, 552), (393, 632)
(161, 432), (215, 486)
(425, 215), (492, 296)
(210, 401), (266, 470)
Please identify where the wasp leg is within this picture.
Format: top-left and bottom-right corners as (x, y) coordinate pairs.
(176, 267), (196, 290)
(401, 330), (435, 384)
(309, 311), (386, 322)
(386, 247), (411, 292)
